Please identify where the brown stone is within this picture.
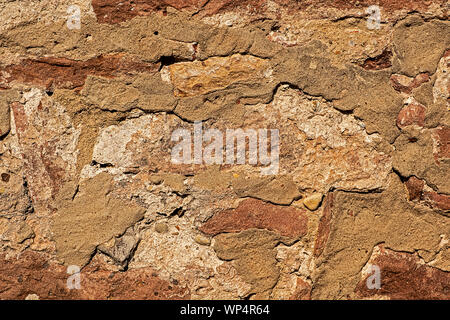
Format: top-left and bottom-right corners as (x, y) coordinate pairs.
(10, 95), (81, 212)
(360, 50), (392, 70)
(0, 98), (10, 138)
(396, 103), (426, 128)
(289, 278), (312, 300)
(92, 0), (221, 24)
(423, 192), (450, 211)
(91, 0), (444, 24)
(393, 129), (449, 194)
(313, 193), (334, 258)
(390, 73), (430, 94)
(304, 0), (443, 12)
(213, 229), (281, 298)
(311, 175), (449, 299)
(52, 173), (146, 266)
(1, 55), (158, 91)
(199, 198), (308, 239)
(0, 251), (189, 300)
(355, 245), (450, 300)
(433, 127), (450, 162)
(392, 17), (450, 77)
(404, 176), (449, 212)
(231, 175), (301, 206)
(404, 176), (424, 201)
(166, 54), (272, 97)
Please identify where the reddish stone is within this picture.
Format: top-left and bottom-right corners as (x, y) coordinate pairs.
(92, 0), (444, 24)
(92, 0), (208, 23)
(433, 127), (450, 162)
(0, 251), (190, 300)
(0, 54), (158, 91)
(313, 193), (334, 258)
(289, 278), (312, 300)
(10, 102), (28, 138)
(396, 103), (426, 128)
(404, 176), (424, 201)
(390, 73), (430, 94)
(304, 0), (444, 12)
(199, 198), (308, 239)
(423, 192), (450, 211)
(355, 246), (450, 300)
(404, 176), (449, 212)
(10, 101), (72, 202)
(360, 50), (392, 70)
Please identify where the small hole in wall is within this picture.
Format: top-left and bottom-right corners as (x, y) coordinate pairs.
(158, 55), (177, 68)
(154, 31), (159, 36)
(1, 173), (10, 183)
(46, 90), (53, 96)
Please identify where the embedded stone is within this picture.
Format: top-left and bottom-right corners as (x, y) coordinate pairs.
(52, 173), (146, 267)
(396, 103), (426, 128)
(167, 54), (273, 97)
(0, 98), (10, 138)
(193, 234), (211, 246)
(155, 222), (169, 234)
(355, 245), (450, 299)
(303, 193), (323, 211)
(199, 198), (308, 239)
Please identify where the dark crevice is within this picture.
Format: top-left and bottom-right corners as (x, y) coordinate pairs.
(22, 176), (34, 215)
(170, 206), (186, 218)
(243, 293), (256, 300)
(392, 167), (409, 183)
(329, 186), (383, 194)
(157, 55), (191, 70)
(359, 49), (393, 70)
(90, 160), (114, 168)
(71, 184), (79, 201)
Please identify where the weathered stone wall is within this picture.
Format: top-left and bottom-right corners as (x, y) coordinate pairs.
(0, 0), (448, 300)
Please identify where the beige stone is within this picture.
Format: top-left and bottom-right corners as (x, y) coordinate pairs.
(0, 98), (10, 138)
(167, 54), (273, 97)
(194, 234), (211, 246)
(155, 222), (169, 234)
(303, 193), (323, 211)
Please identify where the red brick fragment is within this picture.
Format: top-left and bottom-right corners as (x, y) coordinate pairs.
(390, 73), (430, 94)
(355, 245), (450, 300)
(423, 192), (450, 211)
(433, 127), (450, 162)
(404, 176), (424, 201)
(289, 278), (312, 300)
(92, 0), (444, 24)
(0, 54), (158, 91)
(199, 198), (308, 239)
(396, 103), (426, 128)
(0, 251), (189, 300)
(405, 176), (449, 212)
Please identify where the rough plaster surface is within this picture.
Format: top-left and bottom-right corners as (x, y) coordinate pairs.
(0, 0), (449, 300)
